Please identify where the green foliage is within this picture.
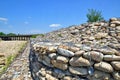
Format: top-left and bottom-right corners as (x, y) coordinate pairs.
(19, 42), (27, 53)
(6, 55), (16, 66)
(86, 9), (104, 22)
(0, 32), (16, 36)
(7, 33), (16, 36)
(58, 34), (62, 37)
(0, 32), (6, 36)
(31, 34), (44, 38)
(0, 55), (16, 74)
(31, 35), (37, 38)
(31, 34), (39, 38)
(39, 34), (44, 37)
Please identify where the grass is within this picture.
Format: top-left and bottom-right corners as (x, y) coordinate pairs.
(38, 34), (44, 37)
(0, 41), (27, 75)
(31, 34), (44, 38)
(58, 34), (62, 37)
(0, 55), (16, 74)
(18, 42), (27, 53)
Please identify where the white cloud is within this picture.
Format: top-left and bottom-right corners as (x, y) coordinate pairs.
(49, 24), (61, 28)
(24, 21), (29, 24)
(0, 17), (8, 22)
(0, 17), (8, 24)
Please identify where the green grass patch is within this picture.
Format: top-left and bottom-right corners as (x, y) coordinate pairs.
(0, 54), (16, 74)
(18, 42), (27, 53)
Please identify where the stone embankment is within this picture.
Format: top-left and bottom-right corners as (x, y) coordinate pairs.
(0, 43), (32, 80)
(31, 18), (120, 80)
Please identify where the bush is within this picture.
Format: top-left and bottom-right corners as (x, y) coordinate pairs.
(39, 34), (44, 37)
(7, 33), (16, 36)
(0, 32), (6, 36)
(86, 9), (104, 22)
(31, 34), (44, 38)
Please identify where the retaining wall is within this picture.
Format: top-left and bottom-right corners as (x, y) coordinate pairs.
(30, 42), (120, 80)
(30, 18), (120, 80)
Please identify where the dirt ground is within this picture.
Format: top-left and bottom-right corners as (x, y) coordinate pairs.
(0, 41), (27, 57)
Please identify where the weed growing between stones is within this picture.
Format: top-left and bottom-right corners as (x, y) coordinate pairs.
(58, 34), (62, 37)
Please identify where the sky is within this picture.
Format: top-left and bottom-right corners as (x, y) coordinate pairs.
(0, 0), (120, 34)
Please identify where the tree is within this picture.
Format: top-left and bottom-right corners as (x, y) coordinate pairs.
(0, 32), (6, 36)
(7, 33), (16, 36)
(86, 9), (104, 22)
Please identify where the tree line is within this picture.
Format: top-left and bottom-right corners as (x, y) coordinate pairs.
(0, 32), (17, 36)
(0, 32), (45, 39)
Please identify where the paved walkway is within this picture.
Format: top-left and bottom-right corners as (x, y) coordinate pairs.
(0, 42), (33, 80)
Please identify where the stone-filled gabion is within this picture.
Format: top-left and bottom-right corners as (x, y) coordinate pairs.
(31, 18), (120, 80)
(0, 53), (5, 72)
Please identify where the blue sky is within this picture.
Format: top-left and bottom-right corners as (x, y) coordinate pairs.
(0, 0), (120, 34)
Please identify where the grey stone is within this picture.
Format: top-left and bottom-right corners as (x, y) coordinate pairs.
(81, 45), (91, 51)
(108, 43), (120, 49)
(57, 48), (74, 57)
(42, 60), (53, 67)
(69, 57), (90, 66)
(63, 76), (72, 80)
(70, 29), (79, 35)
(94, 23), (101, 26)
(116, 26), (120, 30)
(53, 68), (65, 77)
(110, 24), (116, 27)
(0, 53), (5, 57)
(0, 58), (5, 65)
(103, 55), (120, 61)
(43, 56), (50, 64)
(111, 21), (120, 26)
(74, 50), (85, 56)
(90, 70), (111, 80)
(38, 70), (46, 77)
(83, 51), (103, 62)
(47, 46), (57, 53)
(111, 61), (120, 70)
(48, 53), (57, 59)
(68, 46), (80, 52)
(89, 36), (95, 40)
(97, 47), (118, 55)
(95, 32), (108, 39)
(94, 62), (113, 73)
(56, 56), (69, 63)
(51, 60), (68, 70)
(69, 66), (88, 75)
(45, 74), (58, 80)
(112, 72), (120, 80)
(110, 17), (118, 21)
